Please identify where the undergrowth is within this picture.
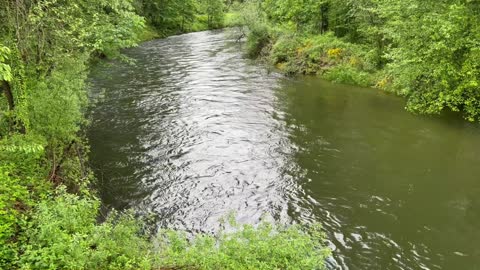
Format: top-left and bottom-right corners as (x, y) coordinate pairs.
(245, 26), (380, 87)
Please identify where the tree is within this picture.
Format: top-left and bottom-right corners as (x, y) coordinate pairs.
(200, 0), (225, 28)
(379, 0), (480, 120)
(139, 0), (198, 34)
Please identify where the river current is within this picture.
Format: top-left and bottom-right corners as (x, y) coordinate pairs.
(88, 30), (480, 269)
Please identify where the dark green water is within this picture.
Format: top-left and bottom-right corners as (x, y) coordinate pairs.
(88, 30), (480, 269)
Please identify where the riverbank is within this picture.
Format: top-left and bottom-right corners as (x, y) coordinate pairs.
(236, 0), (480, 122)
(1, 3), (330, 269)
(247, 30), (380, 88)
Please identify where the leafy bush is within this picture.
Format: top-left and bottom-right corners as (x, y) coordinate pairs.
(26, 59), (88, 145)
(17, 191), (331, 270)
(324, 64), (374, 87)
(199, 0), (225, 29)
(266, 31), (377, 81)
(232, 0), (273, 58)
(0, 134), (47, 177)
(224, 12), (242, 28)
(20, 190), (154, 270)
(158, 220), (331, 270)
(246, 23), (271, 58)
(191, 15), (210, 32)
(270, 34), (301, 65)
(0, 45), (12, 82)
(380, 0), (480, 121)
(0, 166), (30, 268)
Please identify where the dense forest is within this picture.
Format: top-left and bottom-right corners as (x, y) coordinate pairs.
(1, 0), (479, 269)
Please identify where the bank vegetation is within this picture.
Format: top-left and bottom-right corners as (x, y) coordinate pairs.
(0, 0), (330, 269)
(232, 0), (480, 121)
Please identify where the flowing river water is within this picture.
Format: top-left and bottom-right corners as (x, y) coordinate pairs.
(88, 30), (480, 269)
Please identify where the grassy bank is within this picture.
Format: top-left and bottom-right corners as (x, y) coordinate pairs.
(250, 31), (380, 88)
(231, 2), (383, 88)
(240, 21), (387, 90)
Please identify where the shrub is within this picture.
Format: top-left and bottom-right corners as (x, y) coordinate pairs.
(157, 220), (331, 270)
(19, 190), (154, 270)
(271, 34), (301, 64)
(17, 190), (331, 270)
(234, 0), (273, 58)
(324, 64), (374, 87)
(26, 58), (88, 145)
(246, 23), (271, 58)
(0, 166), (30, 268)
(192, 15), (210, 32)
(0, 134), (47, 177)
(224, 12), (242, 28)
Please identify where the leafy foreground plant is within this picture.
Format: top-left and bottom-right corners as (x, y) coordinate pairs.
(19, 189), (154, 270)
(158, 220), (331, 270)
(17, 188), (330, 270)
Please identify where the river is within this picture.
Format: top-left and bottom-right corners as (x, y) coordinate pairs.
(88, 30), (480, 269)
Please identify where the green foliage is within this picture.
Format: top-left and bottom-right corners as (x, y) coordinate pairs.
(223, 12), (241, 28)
(20, 190), (154, 270)
(191, 15), (211, 32)
(0, 134), (47, 177)
(87, 0), (145, 58)
(0, 163), (50, 268)
(0, 1), (150, 268)
(262, 0), (328, 33)
(379, 0), (480, 121)
(267, 31), (376, 84)
(0, 165), (30, 268)
(246, 24), (271, 58)
(26, 58), (88, 144)
(270, 34), (301, 65)
(0, 0), (145, 179)
(3, 0), (144, 71)
(199, 0), (225, 28)
(323, 64), (373, 87)
(0, 135), (50, 269)
(0, 45), (12, 82)
(233, 0), (272, 58)
(237, 1), (379, 80)
(139, 0), (198, 35)
(136, 24), (161, 42)
(1, 1), (332, 269)
(158, 220), (330, 270)
(137, 0), (226, 35)
(14, 190), (331, 270)
(239, 0), (480, 121)
(18, 193), (330, 270)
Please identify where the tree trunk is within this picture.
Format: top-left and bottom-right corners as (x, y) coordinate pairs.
(1, 79), (25, 133)
(1, 80), (15, 111)
(320, 3), (330, 34)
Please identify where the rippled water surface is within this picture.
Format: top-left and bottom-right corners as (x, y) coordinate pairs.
(88, 30), (480, 269)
